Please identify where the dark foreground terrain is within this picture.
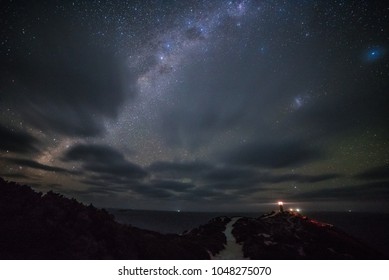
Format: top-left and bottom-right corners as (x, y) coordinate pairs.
(0, 178), (384, 259)
(232, 212), (384, 259)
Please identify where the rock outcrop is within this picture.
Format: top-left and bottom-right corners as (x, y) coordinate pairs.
(232, 212), (384, 259)
(0, 178), (227, 259)
(0, 178), (384, 259)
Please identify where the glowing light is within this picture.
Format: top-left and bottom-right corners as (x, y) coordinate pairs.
(289, 208), (294, 211)
(292, 96), (305, 110)
(278, 201), (283, 206)
(296, 208), (300, 212)
(364, 46), (385, 62)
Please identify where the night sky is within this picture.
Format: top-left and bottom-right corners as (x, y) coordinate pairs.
(1, 0), (388, 212)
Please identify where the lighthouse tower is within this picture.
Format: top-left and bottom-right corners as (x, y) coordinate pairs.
(278, 201), (284, 213)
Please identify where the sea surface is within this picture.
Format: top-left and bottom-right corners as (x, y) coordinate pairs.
(108, 209), (389, 256)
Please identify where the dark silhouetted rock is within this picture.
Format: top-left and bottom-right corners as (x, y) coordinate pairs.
(0, 178), (212, 259)
(0, 178), (384, 259)
(184, 216), (230, 256)
(231, 212), (384, 259)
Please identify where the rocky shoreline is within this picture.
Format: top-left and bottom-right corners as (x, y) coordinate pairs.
(0, 178), (384, 259)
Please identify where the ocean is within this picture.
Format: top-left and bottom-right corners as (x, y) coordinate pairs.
(108, 209), (389, 257)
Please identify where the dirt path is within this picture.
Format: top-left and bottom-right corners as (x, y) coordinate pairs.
(212, 217), (248, 260)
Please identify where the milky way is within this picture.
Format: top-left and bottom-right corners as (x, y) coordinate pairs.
(0, 0), (388, 212)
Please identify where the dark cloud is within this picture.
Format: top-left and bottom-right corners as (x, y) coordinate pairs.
(63, 144), (127, 163)
(79, 176), (194, 199)
(81, 174), (134, 187)
(149, 161), (340, 193)
(76, 164), (341, 202)
(201, 166), (260, 190)
(203, 168), (339, 186)
(180, 187), (232, 201)
(126, 179), (195, 199)
(269, 173), (341, 184)
(132, 184), (175, 199)
(77, 179), (175, 199)
(148, 161), (211, 179)
(203, 166), (257, 182)
(83, 162), (148, 180)
(0, 172), (30, 180)
(63, 144), (148, 181)
(2, 157), (68, 173)
(148, 179), (195, 192)
(355, 165), (389, 181)
(77, 180), (133, 194)
(80, 179), (116, 189)
(66, 184), (120, 196)
(0, 124), (40, 154)
(294, 181), (389, 201)
(223, 140), (323, 168)
(201, 166), (340, 192)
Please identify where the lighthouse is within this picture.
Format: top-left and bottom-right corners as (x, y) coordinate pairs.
(278, 201), (284, 213)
